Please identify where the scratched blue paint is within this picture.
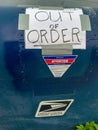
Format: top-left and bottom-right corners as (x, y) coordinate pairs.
(0, 7), (98, 130)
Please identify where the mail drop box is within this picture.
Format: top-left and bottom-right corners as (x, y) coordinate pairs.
(0, 6), (98, 130)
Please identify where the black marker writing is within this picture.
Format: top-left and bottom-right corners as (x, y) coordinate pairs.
(50, 29), (60, 43)
(49, 12), (62, 22)
(72, 27), (80, 42)
(62, 29), (70, 43)
(35, 11), (49, 22)
(27, 27), (80, 44)
(27, 30), (39, 43)
(34, 11), (72, 22)
(40, 30), (48, 43)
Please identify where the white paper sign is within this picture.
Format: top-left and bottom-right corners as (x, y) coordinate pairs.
(25, 8), (86, 49)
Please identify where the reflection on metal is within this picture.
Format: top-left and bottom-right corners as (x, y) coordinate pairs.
(0, 0), (98, 7)
(1, 0), (98, 8)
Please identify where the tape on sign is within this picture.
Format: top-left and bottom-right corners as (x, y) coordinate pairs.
(80, 14), (91, 31)
(39, 6), (63, 10)
(18, 14), (29, 30)
(42, 44), (72, 55)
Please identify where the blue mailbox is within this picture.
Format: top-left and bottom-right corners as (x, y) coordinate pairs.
(0, 3), (98, 130)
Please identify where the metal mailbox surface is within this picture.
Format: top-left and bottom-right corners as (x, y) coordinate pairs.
(0, 7), (98, 130)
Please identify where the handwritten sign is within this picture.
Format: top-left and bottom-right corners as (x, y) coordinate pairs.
(25, 8), (86, 49)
